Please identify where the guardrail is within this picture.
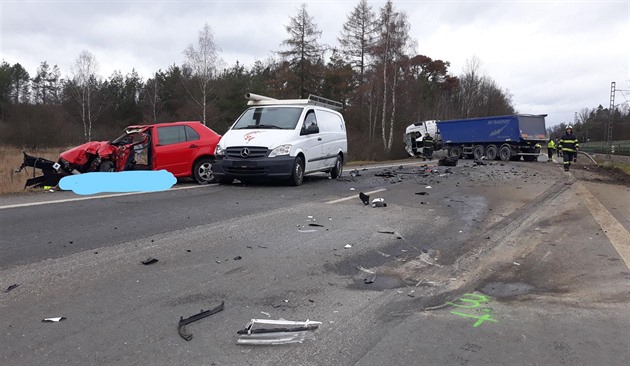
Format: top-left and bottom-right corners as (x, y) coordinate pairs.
(580, 140), (630, 156)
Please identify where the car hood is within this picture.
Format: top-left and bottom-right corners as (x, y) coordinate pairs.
(60, 141), (116, 166)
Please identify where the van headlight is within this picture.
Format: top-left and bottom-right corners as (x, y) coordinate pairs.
(269, 144), (291, 157)
(215, 145), (224, 156)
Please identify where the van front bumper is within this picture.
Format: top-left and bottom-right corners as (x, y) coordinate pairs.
(212, 156), (295, 180)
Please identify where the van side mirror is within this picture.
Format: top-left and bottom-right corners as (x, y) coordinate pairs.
(305, 125), (319, 135)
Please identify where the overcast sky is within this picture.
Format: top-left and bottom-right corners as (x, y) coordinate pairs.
(1, 0), (629, 127)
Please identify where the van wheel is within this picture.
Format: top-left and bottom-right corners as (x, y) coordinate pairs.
(193, 158), (217, 184)
(330, 155), (343, 179)
(289, 156), (304, 186)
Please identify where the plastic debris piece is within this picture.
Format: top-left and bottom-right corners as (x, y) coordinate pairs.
(364, 275), (377, 284)
(344, 244), (352, 249)
(236, 319), (322, 345)
(298, 229), (317, 233)
(141, 257), (158, 265)
(371, 198), (387, 207)
(359, 192), (370, 205)
(5, 284), (19, 293)
(260, 311), (271, 317)
(425, 186), (432, 189)
(309, 223), (324, 227)
(234, 256), (242, 260)
(415, 192), (428, 195)
(350, 188), (356, 191)
(357, 266), (375, 274)
(377, 230), (395, 234)
(42, 317), (66, 322)
(513, 262), (521, 266)
(178, 301), (225, 341)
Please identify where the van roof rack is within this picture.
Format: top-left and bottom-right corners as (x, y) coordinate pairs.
(245, 93), (343, 111)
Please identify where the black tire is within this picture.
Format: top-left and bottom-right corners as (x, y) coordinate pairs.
(99, 160), (115, 172)
(448, 146), (462, 159)
(330, 155), (343, 179)
(289, 156), (305, 186)
(193, 158), (216, 184)
(499, 145), (511, 162)
(218, 177), (234, 185)
(485, 145), (498, 160)
(473, 145), (484, 160)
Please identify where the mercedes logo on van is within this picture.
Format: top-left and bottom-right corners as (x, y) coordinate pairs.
(240, 148), (250, 158)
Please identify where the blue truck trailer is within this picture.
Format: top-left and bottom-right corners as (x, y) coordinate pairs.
(435, 114), (547, 162)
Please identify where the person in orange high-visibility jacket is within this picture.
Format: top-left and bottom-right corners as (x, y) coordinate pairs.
(559, 126), (579, 171)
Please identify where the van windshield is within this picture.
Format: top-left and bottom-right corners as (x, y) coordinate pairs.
(233, 107), (303, 130)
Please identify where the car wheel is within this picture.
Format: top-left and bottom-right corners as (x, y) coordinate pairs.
(289, 156), (304, 186)
(330, 155), (343, 179)
(193, 158), (217, 184)
(99, 161), (115, 172)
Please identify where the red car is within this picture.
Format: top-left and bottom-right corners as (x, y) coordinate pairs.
(18, 121), (222, 187)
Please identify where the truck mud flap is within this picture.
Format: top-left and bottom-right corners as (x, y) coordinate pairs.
(17, 152), (62, 188)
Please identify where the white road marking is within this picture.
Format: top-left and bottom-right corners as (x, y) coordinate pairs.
(326, 188), (387, 204)
(0, 184), (213, 210)
(575, 182), (630, 270)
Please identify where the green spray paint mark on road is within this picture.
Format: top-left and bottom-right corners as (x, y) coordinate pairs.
(450, 311), (498, 327)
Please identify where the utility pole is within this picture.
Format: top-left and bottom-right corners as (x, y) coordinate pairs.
(605, 82), (615, 165)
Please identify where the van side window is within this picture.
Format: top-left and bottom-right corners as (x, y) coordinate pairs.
(305, 110), (317, 128)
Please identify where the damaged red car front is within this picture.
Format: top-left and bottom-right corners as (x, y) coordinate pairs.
(17, 121), (221, 188)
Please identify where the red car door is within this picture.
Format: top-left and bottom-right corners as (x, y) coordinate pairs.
(153, 125), (194, 176)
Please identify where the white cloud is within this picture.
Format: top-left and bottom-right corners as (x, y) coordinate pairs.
(1, 0), (628, 127)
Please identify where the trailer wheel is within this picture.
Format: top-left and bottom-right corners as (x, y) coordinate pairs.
(473, 145), (484, 160)
(485, 145), (498, 160)
(499, 146), (511, 162)
(448, 146), (462, 159)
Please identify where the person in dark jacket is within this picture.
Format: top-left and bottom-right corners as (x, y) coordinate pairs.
(422, 133), (434, 160)
(559, 126), (579, 171)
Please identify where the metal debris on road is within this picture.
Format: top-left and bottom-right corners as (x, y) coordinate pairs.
(357, 266), (375, 274)
(438, 157), (458, 166)
(141, 257), (158, 265)
(236, 319), (322, 345)
(371, 198), (387, 207)
(42, 317), (66, 322)
(5, 284), (19, 293)
(359, 192), (370, 205)
(177, 301), (225, 341)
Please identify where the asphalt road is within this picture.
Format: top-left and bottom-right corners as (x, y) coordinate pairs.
(1, 157), (629, 365)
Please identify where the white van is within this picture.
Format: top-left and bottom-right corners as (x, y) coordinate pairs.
(212, 93), (348, 185)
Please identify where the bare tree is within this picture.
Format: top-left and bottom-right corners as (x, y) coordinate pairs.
(183, 23), (221, 125)
(279, 3), (324, 98)
(338, 0), (376, 85)
(370, 0), (411, 153)
(67, 50), (105, 141)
